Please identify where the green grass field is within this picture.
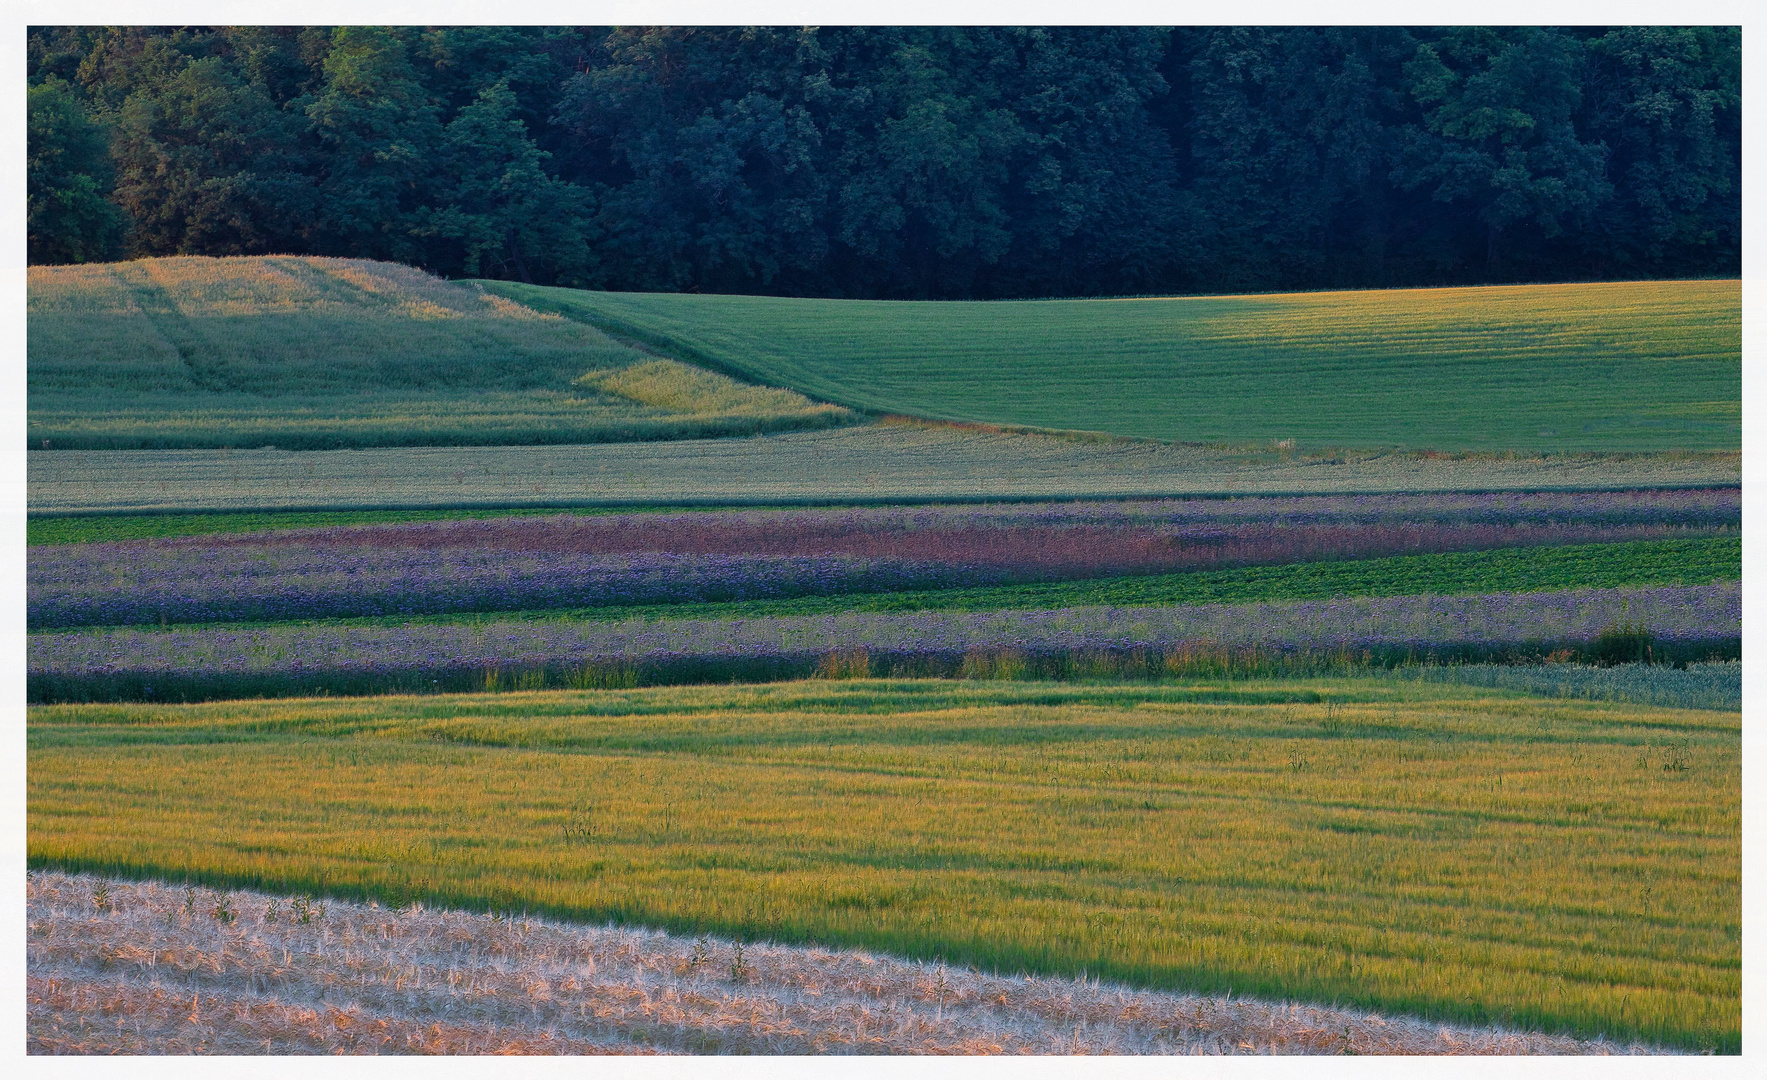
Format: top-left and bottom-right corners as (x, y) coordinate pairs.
(482, 279), (1741, 452)
(27, 257), (847, 449)
(28, 677), (1739, 1050)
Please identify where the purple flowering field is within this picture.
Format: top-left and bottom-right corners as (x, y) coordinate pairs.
(27, 489), (1737, 628)
(26, 488), (1741, 700)
(29, 584), (1740, 701)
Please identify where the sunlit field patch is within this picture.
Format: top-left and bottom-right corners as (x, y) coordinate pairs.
(27, 677), (1739, 1051)
(28, 256), (849, 450)
(483, 278), (1740, 451)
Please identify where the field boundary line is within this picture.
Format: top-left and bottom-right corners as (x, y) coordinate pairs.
(25, 482), (1744, 519)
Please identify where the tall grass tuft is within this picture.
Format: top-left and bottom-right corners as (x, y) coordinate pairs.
(815, 648), (873, 680)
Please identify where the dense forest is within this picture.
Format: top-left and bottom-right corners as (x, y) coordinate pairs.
(28, 25), (1741, 298)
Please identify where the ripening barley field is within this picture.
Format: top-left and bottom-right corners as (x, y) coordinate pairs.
(27, 677), (1740, 1051)
(27, 257), (848, 450)
(481, 278), (1741, 451)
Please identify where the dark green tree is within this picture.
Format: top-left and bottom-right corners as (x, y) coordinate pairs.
(1393, 28), (1610, 272)
(1576, 26), (1741, 275)
(27, 78), (129, 264)
(109, 57), (311, 256)
(303, 26), (441, 261)
(412, 81), (597, 284)
(985, 27), (1180, 296)
(558, 26), (833, 292)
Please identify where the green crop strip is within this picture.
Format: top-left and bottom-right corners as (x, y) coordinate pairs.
(483, 278), (1741, 452)
(25, 504), (815, 546)
(28, 676), (1740, 1050)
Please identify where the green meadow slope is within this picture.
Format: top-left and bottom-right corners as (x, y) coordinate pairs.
(481, 279), (1741, 452)
(27, 257), (848, 450)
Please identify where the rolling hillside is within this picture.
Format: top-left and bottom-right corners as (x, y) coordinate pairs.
(480, 279), (1741, 452)
(27, 257), (848, 450)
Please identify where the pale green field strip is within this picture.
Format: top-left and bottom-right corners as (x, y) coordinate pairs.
(28, 678), (1739, 1050)
(483, 279), (1741, 452)
(27, 257), (847, 449)
(26, 505), (765, 546)
(27, 428), (1740, 516)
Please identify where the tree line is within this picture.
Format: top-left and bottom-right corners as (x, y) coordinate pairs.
(28, 25), (1740, 298)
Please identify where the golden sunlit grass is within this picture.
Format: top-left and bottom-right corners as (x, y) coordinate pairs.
(484, 278), (1741, 451)
(28, 677), (1739, 1051)
(28, 871), (1666, 1055)
(27, 256), (848, 449)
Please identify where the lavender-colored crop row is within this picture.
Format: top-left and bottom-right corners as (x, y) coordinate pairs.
(28, 585), (1738, 702)
(28, 550), (992, 629)
(30, 520), (1727, 630)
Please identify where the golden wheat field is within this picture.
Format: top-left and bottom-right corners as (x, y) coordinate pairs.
(28, 871), (1671, 1055)
(27, 256), (848, 449)
(28, 677), (1740, 1051)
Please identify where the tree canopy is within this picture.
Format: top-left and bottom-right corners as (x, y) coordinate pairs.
(27, 25), (1740, 297)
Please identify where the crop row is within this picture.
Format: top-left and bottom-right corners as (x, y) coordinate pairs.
(163, 487), (1744, 547)
(30, 524), (1733, 630)
(29, 584), (1739, 702)
(28, 551), (987, 630)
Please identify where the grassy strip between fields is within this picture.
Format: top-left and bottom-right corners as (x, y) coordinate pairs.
(28, 676), (1740, 1050)
(25, 505), (776, 547)
(63, 537), (1734, 636)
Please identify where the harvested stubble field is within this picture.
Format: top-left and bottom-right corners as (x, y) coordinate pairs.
(28, 256), (848, 450)
(26, 427), (1742, 516)
(27, 678), (1739, 1051)
(483, 278), (1741, 451)
(28, 871), (1667, 1055)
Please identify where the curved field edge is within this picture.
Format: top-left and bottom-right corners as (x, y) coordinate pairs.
(475, 279), (1741, 453)
(27, 677), (1740, 1051)
(28, 871), (1674, 1055)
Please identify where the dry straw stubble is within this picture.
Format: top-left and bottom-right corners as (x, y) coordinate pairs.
(28, 872), (1664, 1056)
